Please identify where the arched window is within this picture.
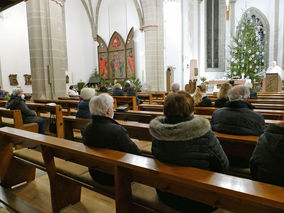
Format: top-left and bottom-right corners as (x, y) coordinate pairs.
(240, 8), (270, 68)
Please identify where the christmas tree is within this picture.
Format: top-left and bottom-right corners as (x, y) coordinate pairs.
(227, 12), (266, 84)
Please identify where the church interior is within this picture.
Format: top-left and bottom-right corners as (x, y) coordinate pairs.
(0, 0), (284, 212)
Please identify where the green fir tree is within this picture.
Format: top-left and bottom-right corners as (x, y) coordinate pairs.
(227, 12), (266, 84)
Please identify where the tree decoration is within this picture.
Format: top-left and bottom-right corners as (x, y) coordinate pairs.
(227, 12), (265, 84)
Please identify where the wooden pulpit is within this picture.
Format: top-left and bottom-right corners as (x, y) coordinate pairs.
(262, 73), (282, 92)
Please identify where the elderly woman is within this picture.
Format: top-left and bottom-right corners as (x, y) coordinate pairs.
(214, 83), (232, 108)
(76, 88), (96, 118)
(6, 88), (46, 134)
(193, 84), (212, 107)
(149, 91), (229, 212)
(112, 83), (124, 96)
(250, 121), (284, 187)
(171, 82), (180, 93)
(212, 85), (265, 136)
(83, 94), (141, 185)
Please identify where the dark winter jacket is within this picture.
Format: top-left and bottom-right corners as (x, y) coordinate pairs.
(127, 88), (142, 105)
(5, 95), (37, 123)
(250, 124), (284, 187)
(76, 100), (91, 118)
(211, 100), (265, 136)
(149, 116), (229, 212)
(83, 116), (141, 185)
(249, 88), (258, 99)
(112, 87), (124, 96)
(197, 96), (212, 107)
(214, 98), (229, 108)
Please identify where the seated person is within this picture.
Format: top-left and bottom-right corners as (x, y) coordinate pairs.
(83, 94), (141, 185)
(193, 84), (212, 107)
(68, 85), (79, 96)
(211, 85), (265, 136)
(244, 81), (258, 99)
(127, 84), (142, 105)
(112, 83), (124, 96)
(214, 83), (232, 108)
(99, 84), (108, 92)
(250, 122), (284, 187)
(171, 82), (180, 93)
(123, 82), (130, 92)
(149, 91), (229, 213)
(76, 88), (96, 118)
(6, 88), (46, 134)
(0, 90), (5, 98)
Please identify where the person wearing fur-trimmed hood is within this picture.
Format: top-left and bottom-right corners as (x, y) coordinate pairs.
(149, 91), (229, 213)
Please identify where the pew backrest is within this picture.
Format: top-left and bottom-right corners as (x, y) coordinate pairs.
(1, 127), (284, 213)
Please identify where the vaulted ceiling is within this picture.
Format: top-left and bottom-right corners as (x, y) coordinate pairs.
(0, 0), (24, 12)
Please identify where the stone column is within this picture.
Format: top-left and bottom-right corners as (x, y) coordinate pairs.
(26, 0), (67, 99)
(141, 0), (164, 91)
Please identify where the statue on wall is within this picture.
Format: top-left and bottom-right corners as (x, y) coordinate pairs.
(24, 74), (32, 85)
(9, 74), (18, 86)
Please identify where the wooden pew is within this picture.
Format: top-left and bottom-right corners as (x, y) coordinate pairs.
(137, 93), (153, 104)
(33, 99), (79, 115)
(0, 108), (38, 132)
(138, 104), (284, 120)
(0, 101), (64, 138)
(58, 96), (80, 101)
(2, 127), (284, 213)
(113, 96), (138, 110)
(115, 110), (279, 126)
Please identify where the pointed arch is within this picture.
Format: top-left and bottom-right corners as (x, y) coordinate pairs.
(241, 7), (270, 68)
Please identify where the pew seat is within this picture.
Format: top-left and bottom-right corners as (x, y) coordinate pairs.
(12, 148), (184, 213)
(1, 127), (283, 213)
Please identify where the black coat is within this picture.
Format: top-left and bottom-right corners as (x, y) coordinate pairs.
(127, 88), (141, 104)
(250, 124), (284, 187)
(211, 101), (265, 136)
(112, 88), (124, 96)
(149, 116), (229, 212)
(197, 96), (212, 107)
(214, 98), (228, 108)
(83, 116), (141, 185)
(5, 96), (38, 124)
(76, 100), (91, 118)
(249, 88), (258, 99)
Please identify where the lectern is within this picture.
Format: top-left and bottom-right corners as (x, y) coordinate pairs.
(262, 73), (282, 92)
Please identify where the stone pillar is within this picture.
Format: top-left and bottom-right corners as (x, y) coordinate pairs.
(26, 0), (67, 99)
(141, 0), (164, 91)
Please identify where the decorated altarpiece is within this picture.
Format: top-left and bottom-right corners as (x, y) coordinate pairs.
(97, 28), (135, 80)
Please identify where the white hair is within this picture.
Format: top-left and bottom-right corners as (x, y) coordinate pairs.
(12, 87), (23, 96)
(244, 81), (252, 89)
(171, 83), (180, 93)
(115, 83), (122, 89)
(80, 88), (96, 100)
(228, 85), (250, 101)
(89, 93), (114, 116)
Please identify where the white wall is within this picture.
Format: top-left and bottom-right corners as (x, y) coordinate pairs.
(97, 0), (145, 82)
(65, 0), (98, 85)
(0, 2), (32, 94)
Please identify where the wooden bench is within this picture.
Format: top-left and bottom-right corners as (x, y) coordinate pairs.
(113, 96), (138, 110)
(0, 101), (64, 138)
(0, 108), (38, 133)
(137, 93), (153, 104)
(58, 96), (80, 101)
(2, 127), (284, 213)
(33, 99), (79, 115)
